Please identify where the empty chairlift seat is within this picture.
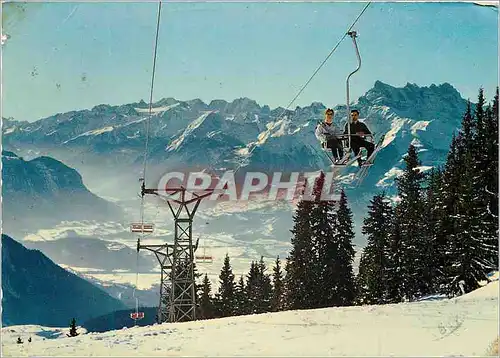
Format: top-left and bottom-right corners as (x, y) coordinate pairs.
(130, 312), (145, 320)
(130, 223), (154, 233)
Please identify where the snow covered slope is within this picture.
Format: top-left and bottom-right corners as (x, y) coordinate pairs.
(2, 325), (88, 342)
(2, 280), (498, 357)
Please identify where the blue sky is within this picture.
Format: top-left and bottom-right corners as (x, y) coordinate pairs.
(2, 1), (498, 122)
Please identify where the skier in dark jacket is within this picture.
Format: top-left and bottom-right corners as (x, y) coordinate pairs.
(344, 109), (374, 166)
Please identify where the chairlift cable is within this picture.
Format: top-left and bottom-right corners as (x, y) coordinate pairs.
(134, 0), (162, 320)
(140, 0), (162, 228)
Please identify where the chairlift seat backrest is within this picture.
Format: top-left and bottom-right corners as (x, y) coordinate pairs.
(196, 255), (213, 263)
(130, 312), (145, 320)
(130, 223), (154, 233)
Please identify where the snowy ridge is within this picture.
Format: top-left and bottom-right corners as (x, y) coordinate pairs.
(237, 116), (299, 159)
(63, 126), (114, 144)
(167, 111), (214, 151)
(411, 120), (431, 135)
(207, 130), (222, 138)
(269, 118), (299, 138)
(134, 103), (179, 113)
(256, 120), (284, 143)
(381, 117), (408, 148)
(120, 116), (148, 127)
(4, 126), (16, 134)
(2, 280), (498, 356)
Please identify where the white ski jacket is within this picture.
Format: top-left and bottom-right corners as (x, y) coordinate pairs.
(315, 121), (342, 143)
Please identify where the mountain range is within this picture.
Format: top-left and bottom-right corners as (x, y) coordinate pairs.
(2, 80), (468, 180)
(2, 80), (471, 234)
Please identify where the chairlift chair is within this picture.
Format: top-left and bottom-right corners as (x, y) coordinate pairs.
(196, 254), (213, 263)
(130, 311), (145, 320)
(130, 223), (154, 234)
(195, 230), (213, 263)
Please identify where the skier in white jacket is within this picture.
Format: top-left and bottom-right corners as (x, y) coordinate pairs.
(315, 108), (344, 162)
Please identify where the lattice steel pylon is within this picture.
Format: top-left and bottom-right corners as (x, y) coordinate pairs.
(136, 240), (176, 323)
(138, 183), (213, 323)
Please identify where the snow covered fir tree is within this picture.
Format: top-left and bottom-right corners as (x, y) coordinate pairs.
(356, 87), (499, 303)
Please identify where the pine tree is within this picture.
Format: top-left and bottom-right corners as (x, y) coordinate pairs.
(246, 261), (261, 314)
(331, 189), (357, 306)
(310, 171), (338, 308)
(67, 318), (78, 337)
(283, 257), (293, 310)
(357, 192), (393, 304)
(483, 101), (499, 218)
(192, 262), (204, 320)
(450, 150), (496, 293)
(395, 144), (430, 301)
(437, 88), (498, 295)
(234, 275), (248, 315)
(215, 253), (236, 317)
(257, 256), (273, 313)
(271, 256), (285, 312)
(244, 258), (272, 314)
(355, 252), (370, 305)
(484, 89), (499, 262)
(285, 174), (318, 309)
(385, 208), (404, 303)
(461, 100), (476, 153)
(424, 167), (448, 291)
(438, 134), (463, 293)
(443, 89), (498, 295)
(198, 274), (215, 320)
(474, 89), (499, 265)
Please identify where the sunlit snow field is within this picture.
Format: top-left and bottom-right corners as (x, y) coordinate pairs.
(2, 279), (498, 356)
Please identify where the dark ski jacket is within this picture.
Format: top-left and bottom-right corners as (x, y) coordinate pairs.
(344, 120), (372, 136)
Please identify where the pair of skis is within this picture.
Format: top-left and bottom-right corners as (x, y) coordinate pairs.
(353, 134), (385, 185)
(325, 134), (385, 185)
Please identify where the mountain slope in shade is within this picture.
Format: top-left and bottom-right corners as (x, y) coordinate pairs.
(1, 234), (128, 327)
(1, 150), (123, 237)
